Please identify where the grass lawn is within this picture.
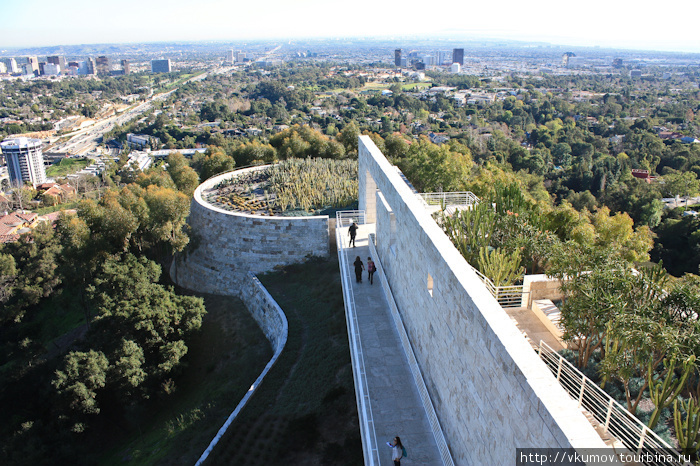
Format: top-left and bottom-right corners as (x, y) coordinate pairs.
(206, 256), (362, 465)
(45, 157), (90, 177)
(402, 82), (431, 91)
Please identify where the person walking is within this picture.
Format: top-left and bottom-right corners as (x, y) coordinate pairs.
(353, 256), (364, 283)
(367, 257), (376, 285)
(348, 221), (358, 247)
(386, 436), (405, 466)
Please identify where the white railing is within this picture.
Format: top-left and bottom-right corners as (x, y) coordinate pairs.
(337, 210), (366, 227)
(471, 267), (524, 308)
(418, 191), (480, 208)
(538, 341), (689, 466)
(335, 210), (380, 466)
(368, 233), (454, 466)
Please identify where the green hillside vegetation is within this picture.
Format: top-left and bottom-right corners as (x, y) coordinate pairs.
(45, 157), (90, 177)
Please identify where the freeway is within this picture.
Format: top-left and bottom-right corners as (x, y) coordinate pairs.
(45, 73), (205, 157)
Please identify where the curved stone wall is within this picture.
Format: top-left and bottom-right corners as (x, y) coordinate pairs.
(170, 166), (329, 296)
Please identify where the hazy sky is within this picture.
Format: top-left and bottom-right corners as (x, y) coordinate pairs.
(1, 0), (699, 53)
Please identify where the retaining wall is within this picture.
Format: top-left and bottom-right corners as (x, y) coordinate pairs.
(171, 166), (329, 296)
(196, 271), (287, 465)
(521, 274), (565, 309)
(358, 136), (605, 465)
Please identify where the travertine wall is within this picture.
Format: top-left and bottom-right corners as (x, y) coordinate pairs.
(170, 166), (329, 297)
(359, 136), (605, 465)
(196, 271), (288, 464)
(521, 274), (565, 309)
(239, 271), (287, 354)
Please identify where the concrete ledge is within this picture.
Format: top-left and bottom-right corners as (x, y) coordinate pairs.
(531, 299), (565, 343)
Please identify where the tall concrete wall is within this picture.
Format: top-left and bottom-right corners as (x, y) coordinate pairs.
(171, 166), (329, 296)
(359, 136), (605, 465)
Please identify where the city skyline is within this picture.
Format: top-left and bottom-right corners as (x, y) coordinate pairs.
(1, 0), (699, 54)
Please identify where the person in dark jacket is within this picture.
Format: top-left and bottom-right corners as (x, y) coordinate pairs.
(353, 256), (364, 283)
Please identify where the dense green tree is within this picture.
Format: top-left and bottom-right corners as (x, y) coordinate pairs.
(0, 224), (61, 324)
(192, 147), (236, 180)
(53, 350), (110, 417)
(166, 152), (200, 196)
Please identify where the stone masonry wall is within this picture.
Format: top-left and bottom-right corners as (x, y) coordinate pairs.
(521, 274), (565, 309)
(239, 271), (287, 353)
(359, 136), (605, 465)
(170, 166), (329, 297)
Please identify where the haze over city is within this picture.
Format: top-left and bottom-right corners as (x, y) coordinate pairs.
(2, 0), (699, 53)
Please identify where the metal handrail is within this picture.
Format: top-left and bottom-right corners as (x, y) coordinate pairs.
(335, 210), (380, 466)
(337, 210), (366, 227)
(418, 191), (480, 207)
(471, 266), (524, 308)
(538, 341), (689, 466)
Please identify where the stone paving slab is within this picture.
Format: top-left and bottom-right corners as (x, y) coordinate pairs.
(340, 225), (445, 465)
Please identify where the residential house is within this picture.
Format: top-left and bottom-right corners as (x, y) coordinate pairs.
(0, 211), (39, 243)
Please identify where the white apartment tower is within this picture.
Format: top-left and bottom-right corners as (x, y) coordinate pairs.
(1, 137), (47, 188)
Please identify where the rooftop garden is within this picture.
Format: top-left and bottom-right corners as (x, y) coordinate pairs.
(202, 158), (357, 216)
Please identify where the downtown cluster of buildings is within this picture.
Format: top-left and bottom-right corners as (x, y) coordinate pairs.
(224, 50), (247, 65)
(393, 48), (464, 72)
(0, 56), (173, 77)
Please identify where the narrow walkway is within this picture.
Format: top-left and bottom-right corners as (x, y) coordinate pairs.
(338, 223), (445, 466)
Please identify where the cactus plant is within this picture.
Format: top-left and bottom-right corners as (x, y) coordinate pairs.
(674, 396), (700, 460)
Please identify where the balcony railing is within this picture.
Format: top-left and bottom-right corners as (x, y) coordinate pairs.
(538, 341), (690, 466)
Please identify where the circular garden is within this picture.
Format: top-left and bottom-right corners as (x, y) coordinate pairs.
(202, 158), (358, 216)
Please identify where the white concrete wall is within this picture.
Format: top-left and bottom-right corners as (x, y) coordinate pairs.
(171, 166), (329, 297)
(358, 135), (605, 465)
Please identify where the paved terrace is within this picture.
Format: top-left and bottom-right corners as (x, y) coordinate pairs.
(337, 220), (449, 466)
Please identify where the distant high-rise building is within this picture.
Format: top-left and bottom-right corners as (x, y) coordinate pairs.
(437, 51), (449, 65)
(95, 56), (110, 75)
(19, 63), (33, 75)
(38, 62), (46, 75)
(1, 137), (47, 188)
(562, 52), (575, 67)
(17, 56), (39, 75)
(86, 57), (96, 75)
(394, 49), (402, 67)
(235, 51), (246, 63)
(0, 63), (6, 74)
(27, 56), (39, 74)
(226, 50), (234, 64)
(43, 63), (60, 75)
(121, 59), (130, 75)
(47, 55), (66, 72)
(421, 54), (435, 66)
(151, 59), (172, 73)
(2, 58), (18, 73)
(612, 58), (623, 68)
(453, 48), (464, 66)
(67, 61), (80, 76)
